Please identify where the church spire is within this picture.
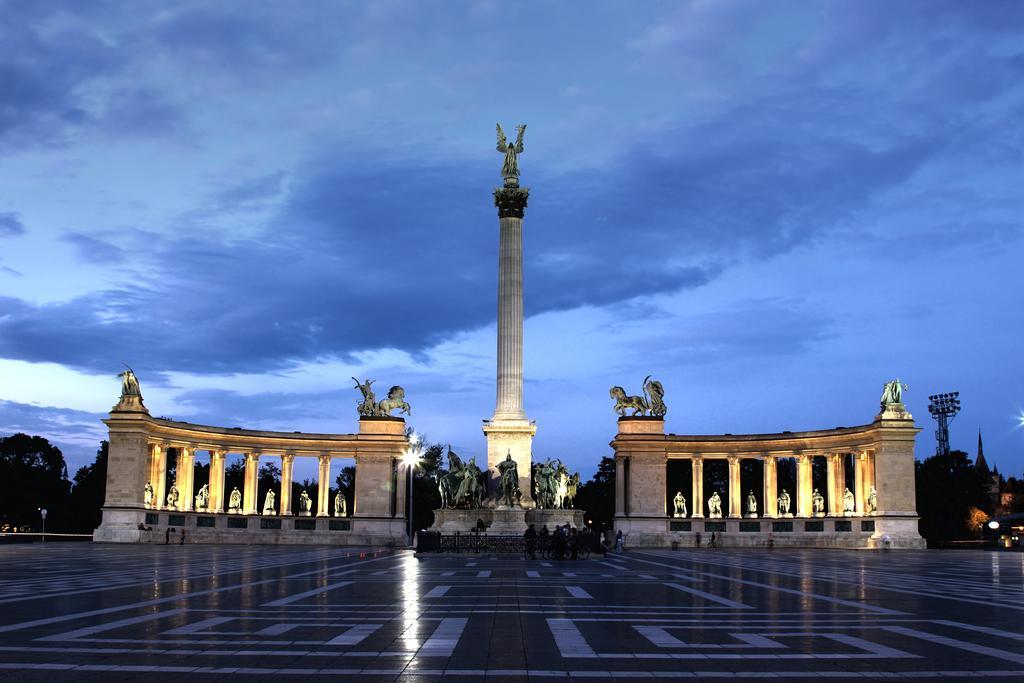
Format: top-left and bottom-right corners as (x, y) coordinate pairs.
(975, 429), (990, 474)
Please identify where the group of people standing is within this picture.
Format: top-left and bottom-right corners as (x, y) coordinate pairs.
(523, 524), (625, 560)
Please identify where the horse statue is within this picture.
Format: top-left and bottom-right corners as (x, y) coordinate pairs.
(564, 472), (580, 508)
(533, 458), (559, 509)
(553, 462), (570, 509)
(609, 385), (648, 416)
(643, 375), (667, 417)
(455, 457), (485, 509)
(352, 377), (379, 416)
(377, 385), (411, 416)
(433, 446), (463, 509)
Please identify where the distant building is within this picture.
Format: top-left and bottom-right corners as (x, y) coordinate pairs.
(976, 430), (1021, 516)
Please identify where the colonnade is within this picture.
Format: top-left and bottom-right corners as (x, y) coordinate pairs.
(145, 445), (355, 517)
(670, 451), (877, 518)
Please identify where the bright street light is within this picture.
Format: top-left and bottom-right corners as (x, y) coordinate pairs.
(403, 432), (426, 547)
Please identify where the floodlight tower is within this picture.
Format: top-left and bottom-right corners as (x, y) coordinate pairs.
(927, 392), (960, 456)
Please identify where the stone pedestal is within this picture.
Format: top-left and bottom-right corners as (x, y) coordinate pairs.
(430, 507), (585, 535)
(482, 419), (536, 506)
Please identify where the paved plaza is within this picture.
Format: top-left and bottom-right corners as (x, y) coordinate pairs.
(0, 546), (1022, 680)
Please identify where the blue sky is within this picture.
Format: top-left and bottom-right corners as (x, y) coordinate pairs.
(1, 0), (1022, 482)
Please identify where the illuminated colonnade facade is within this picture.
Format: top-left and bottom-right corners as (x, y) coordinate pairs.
(95, 399), (409, 545)
(612, 409), (925, 549)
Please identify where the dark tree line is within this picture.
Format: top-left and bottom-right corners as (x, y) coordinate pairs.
(0, 434), (107, 534)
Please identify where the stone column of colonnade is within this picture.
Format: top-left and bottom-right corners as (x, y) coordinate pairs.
(826, 453), (842, 515)
(243, 452), (260, 514)
(317, 454), (331, 517)
(280, 454), (294, 516)
(691, 457), (704, 517)
(796, 454), (813, 516)
(727, 456), (741, 517)
(763, 457), (778, 518)
(209, 450), (226, 512)
(149, 444), (167, 509)
(180, 447), (196, 511)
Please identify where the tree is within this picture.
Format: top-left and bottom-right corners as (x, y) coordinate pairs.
(916, 450), (989, 547)
(67, 441), (108, 533)
(410, 442), (444, 532)
(575, 456), (615, 531)
(965, 506), (989, 537)
(0, 433), (71, 532)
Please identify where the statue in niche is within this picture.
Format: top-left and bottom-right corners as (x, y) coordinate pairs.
(228, 487), (242, 513)
(496, 123), (526, 185)
(144, 481), (154, 508)
(496, 452), (521, 507)
(166, 484), (180, 510)
(609, 386), (649, 417)
(299, 490), (313, 516)
(263, 489), (276, 515)
(118, 365), (142, 397)
(879, 379), (908, 409)
(334, 491), (347, 517)
(707, 491), (723, 518)
(644, 376), (667, 417)
(843, 488), (856, 514)
(352, 377), (380, 417)
(673, 491), (687, 518)
(746, 490), (758, 518)
(195, 483), (210, 510)
(866, 486), (878, 514)
(812, 488), (825, 516)
(377, 385), (411, 416)
(777, 489), (792, 517)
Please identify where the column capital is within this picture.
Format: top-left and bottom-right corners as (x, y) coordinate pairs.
(246, 452), (260, 463)
(210, 449), (226, 459)
(282, 453), (295, 464)
(493, 186), (530, 218)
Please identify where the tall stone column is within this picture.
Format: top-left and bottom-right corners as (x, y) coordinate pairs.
(764, 457), (778, 518)
(317, 453), (331, 517)
(727, 456), (741, 518)
(483, 182), (535, 502)
(209, 450), (226, 513)
(243, 452), (259, 514)
(796, 454), (812, 517)
(492, 187), (529, 422)
(691, 456), (704, 518)
(280, 454), (294, 516)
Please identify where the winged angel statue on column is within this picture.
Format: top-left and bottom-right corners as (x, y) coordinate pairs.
(496, 123), (526, 186)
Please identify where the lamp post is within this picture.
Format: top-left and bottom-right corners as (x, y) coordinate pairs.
(39, 508), (47, 544)
(403, 433), (425, 547)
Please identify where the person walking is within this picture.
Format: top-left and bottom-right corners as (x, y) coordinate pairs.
(524, 524), (537, 560)
(614, 530), (624, 553)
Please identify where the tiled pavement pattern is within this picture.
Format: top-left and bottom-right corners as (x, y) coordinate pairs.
(0, 545), (1022, 680)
